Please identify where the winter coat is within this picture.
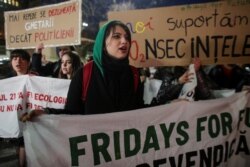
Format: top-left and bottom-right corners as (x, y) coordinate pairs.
(151, 66), (214, 105)
(31, 53), (61, 78)
(46, 20), (144, 115)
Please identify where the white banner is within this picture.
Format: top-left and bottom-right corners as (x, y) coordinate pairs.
(143, 78), (162, 104)
(1, 76), (250, 167)
(0, 76), (26, 138)
(24, 92), (250, 167)
(0, 75), (70, 138)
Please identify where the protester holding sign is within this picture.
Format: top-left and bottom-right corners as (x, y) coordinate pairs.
(7, 49), (37, 77)
(21, 20), (144, 120)
(58, 51), (82, 79)
(31, 43), (75, 78)
(4, 49), (38, 167)
(151, 58), (214, 105)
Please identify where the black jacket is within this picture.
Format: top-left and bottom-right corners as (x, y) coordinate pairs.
(208, 65), (246, 92)
(151, 66), (214, 105)
(47, 63), (144, 115)
(32, 53), (61, 78)
(46, 21), (144, 115)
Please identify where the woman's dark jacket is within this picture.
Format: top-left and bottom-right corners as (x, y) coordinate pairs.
(151, 66), (214, 105)
(208, 65), (247, 92)
(46, 21), (144, 115)
(47, 63), (144, 115)
(31, 53), (61, 78)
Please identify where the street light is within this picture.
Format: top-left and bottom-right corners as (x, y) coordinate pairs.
(82, 22), (88, 27)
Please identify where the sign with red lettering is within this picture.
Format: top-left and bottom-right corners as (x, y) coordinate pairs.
(108, 1), (250, 67)
(4, 0), (81, 49)
(0, 75), (70, 138)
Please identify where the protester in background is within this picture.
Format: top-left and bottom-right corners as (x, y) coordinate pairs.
(141, 67), (163, 106)
(8, 49), (37, 77)
(58, 51), (82, 79)
(238, 64), (250, 91)
(31, 43), (75, 78)
(85, 54), (93, 64)
(139, 67), (150, 83)
(5, 49), (37, 167)
(208, 64), (247, 92)
(151, 58), (215, 105)
(21, 20), (144, 119)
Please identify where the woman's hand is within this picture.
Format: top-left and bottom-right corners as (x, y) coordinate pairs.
(178, 71), (194, 84)
(35, 43), (44, 54)
(20, 109), (45, 122)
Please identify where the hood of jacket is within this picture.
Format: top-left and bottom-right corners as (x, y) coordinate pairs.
(93, 20), (118, 76)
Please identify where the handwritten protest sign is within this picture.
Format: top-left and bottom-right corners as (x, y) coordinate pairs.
(108, 1), (250, 67)
(4, 0), (81, 49)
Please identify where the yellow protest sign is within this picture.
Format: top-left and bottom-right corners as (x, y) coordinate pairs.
(109, 1), (250, 67)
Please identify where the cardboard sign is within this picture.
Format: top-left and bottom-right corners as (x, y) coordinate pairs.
(108, 1), (250, 67)
(4, 0), (82, 49)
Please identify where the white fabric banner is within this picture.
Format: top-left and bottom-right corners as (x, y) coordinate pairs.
(24, 91), (250, 167)
(143, 78), (162, 104)
(0, 75), (70, 138)
(0, 76), (26, 138)
(1, 76), (250, 167)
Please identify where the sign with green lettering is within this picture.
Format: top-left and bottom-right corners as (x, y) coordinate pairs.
(1, 76), (249, 166)
(23, 91), (250, 167)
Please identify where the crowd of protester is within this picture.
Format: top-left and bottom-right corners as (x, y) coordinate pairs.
(1, 20), (250, 167)
(140, 63), (250, 105)
(1, 49), (38, 167)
